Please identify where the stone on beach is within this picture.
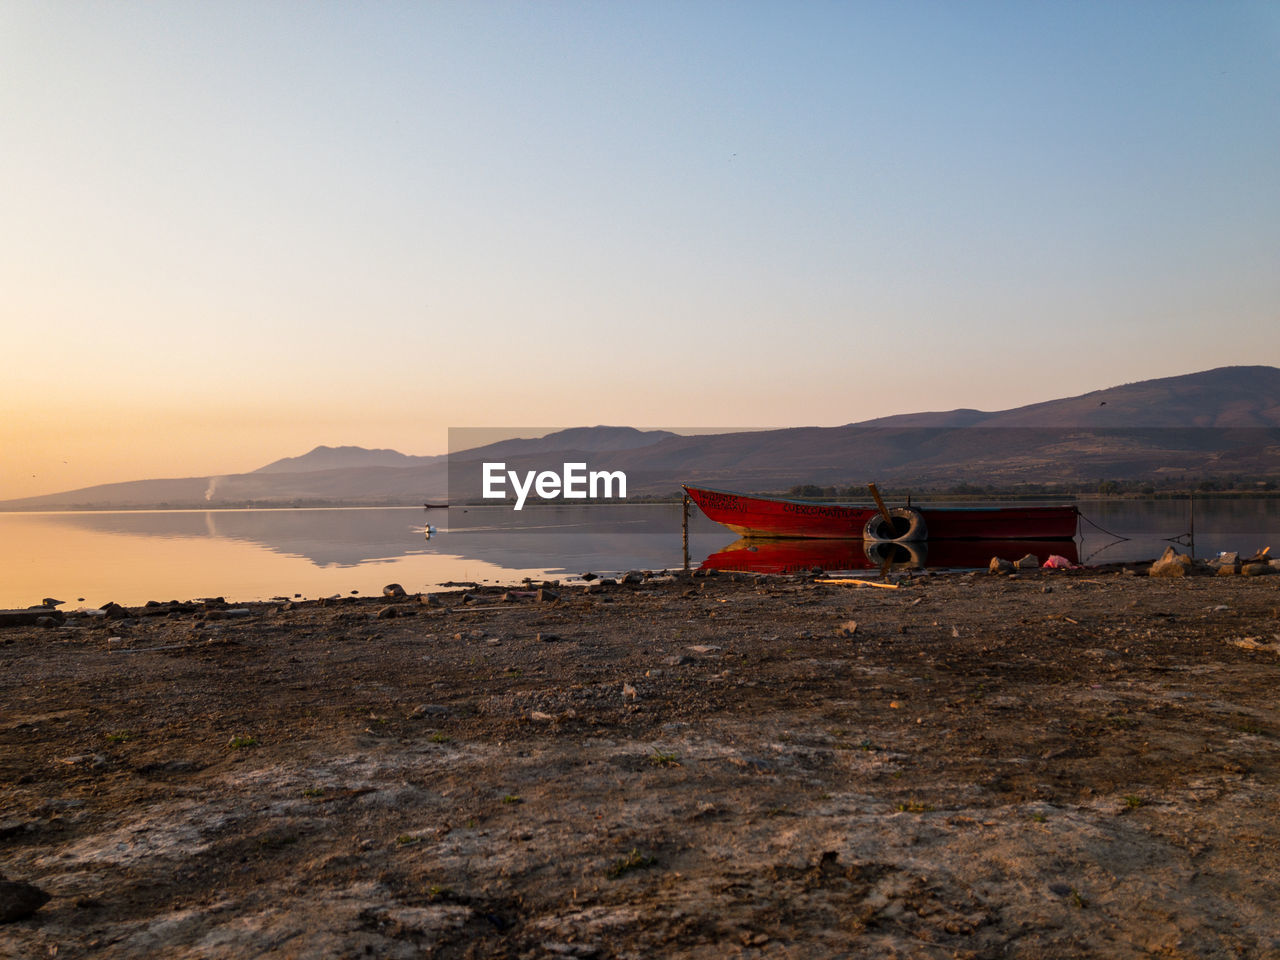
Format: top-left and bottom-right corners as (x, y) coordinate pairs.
(0, 608), (64, 627)
(1149, 546), (1193, 578)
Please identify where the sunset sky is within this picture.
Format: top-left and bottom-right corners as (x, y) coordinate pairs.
(3, 1), (1278, 501)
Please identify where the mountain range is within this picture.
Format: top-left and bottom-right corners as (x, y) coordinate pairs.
(5, 366), (1278, 510)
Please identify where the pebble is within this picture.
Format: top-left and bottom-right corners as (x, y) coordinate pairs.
(837, 621), (859, 637)
(204, 609), (251, 620)
(383, 583), (407, 598)
(410, 704), (450, 717)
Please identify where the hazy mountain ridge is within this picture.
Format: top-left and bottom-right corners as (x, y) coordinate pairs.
(451, 427), (679, 460)
(253, 445), (441, 474)
(4, 366), (1277, 509)
(854, 366), (1280, 429)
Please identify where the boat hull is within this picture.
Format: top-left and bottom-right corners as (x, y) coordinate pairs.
(683, 485), (1078, 541)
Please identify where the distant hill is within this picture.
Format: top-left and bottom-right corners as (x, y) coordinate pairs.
(449, 366), (1280, 498)
(451, 426), (679, 461)
(857, 366), (1280, 429)
(3, 367), (1277, 509)
(254, 445), (439, 474)
(0, 427), (678, 510)
(0, 463), (452, 511)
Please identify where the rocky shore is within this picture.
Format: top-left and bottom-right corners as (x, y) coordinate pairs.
(3, 560), (1280, 958)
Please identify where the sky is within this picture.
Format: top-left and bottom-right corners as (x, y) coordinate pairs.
(2, 0), (1278, 500)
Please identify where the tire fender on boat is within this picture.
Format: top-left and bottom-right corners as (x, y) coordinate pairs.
(862, 507), (928, 542)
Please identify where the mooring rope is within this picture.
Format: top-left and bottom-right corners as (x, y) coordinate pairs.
(1077, 508), (1130, 544)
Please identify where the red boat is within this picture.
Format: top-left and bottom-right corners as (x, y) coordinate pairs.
(683, 484), (1078, 541)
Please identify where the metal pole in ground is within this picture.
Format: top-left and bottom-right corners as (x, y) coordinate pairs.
(682, 495), (690, 570)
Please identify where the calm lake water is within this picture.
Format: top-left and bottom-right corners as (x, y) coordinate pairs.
(2, 499), (1277, 609)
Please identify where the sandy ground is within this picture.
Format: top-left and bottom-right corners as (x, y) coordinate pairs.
(3, 562), (1280, 958)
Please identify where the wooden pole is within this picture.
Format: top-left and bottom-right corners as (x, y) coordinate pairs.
(682, 495), (690, 570)
(867, 482), (895, 533)
(1189, 491), (1195, 557)
(816, 578), (900, 590)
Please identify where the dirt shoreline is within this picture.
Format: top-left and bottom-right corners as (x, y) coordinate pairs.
(3, 564), (1280, 958)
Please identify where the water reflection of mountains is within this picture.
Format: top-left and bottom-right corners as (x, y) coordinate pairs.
(40, 509), (435, 568)
(39, 507), (724, 571)
(45, 509), (1080, 576)
(37, 499), (1279, 573)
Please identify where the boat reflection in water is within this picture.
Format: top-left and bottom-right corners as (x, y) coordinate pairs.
(700, 538), (1080, 575)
